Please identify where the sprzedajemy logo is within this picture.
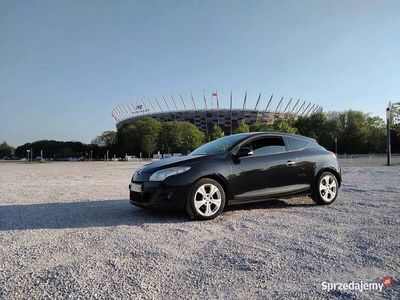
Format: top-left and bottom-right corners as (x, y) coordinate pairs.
(322, 277), (394, 293)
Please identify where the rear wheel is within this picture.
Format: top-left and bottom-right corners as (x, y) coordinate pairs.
(312, 172), (339, 205)
(186, 178), (226, 220)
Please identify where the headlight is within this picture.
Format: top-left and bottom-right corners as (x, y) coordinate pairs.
(149, 166), (191, 182)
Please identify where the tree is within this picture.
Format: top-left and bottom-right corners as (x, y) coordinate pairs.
(0, 142), (13, 159)
(119, 120), (204, 155)
(207, 124), (224, 141)
(158, 122), (183, 153)
(61, 147), (75, 158)
(119, 118), (161, 157)
(295, 112), (341, 151)
(365, 116), (386, 153)
(249, 122), (274, 132)
(339, 110), (370, 153)
(250, 120), (297, 134)
(14, 140), (88, 159)
(119, 125), (139, 156)
(135, 118), (162, 156)
(295, 112), (326, 140)
(180, 122), (205, 153)
(91, 131), (117, 147)
(273, 120), (297, 134)
(294, 110), (387, 154)
(234, 119), (249, 133)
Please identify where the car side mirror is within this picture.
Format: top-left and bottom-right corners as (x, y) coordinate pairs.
(236, 147), (254, 157)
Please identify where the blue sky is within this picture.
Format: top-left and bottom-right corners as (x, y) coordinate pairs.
(1, 0), (399, 146)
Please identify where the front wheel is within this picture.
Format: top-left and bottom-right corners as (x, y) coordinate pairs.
(186, 178), (226, 220)
(312, 172), (339, 205)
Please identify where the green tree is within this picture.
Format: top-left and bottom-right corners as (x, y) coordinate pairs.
(273, 120), (297, 134)
(119, 125), (139, 156)
(295, 112), (326, 139)
(249, 122), (274, 132)
(60, 147), (75, 158)
(250, 120), (297, 134)
(234, 119), (249, 133)
(295, 110), (387, 154)
(91, 131), (117, 147)
(339, 110), (369, 153)
(119, 120), (204, 155)
(119, 118), (161, 157)
(365, 115), (386, 153)
(14, 140), (88, 159)
(207, 124), (224, 141)
(295, 112), (341, 151)
(180, 122), (205, 153)
(158, 122), (183, 153)
(0, 142), (13, 158)
(135, 118), (162, 156)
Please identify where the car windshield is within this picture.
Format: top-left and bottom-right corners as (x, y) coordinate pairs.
(190, 134), (248, 155)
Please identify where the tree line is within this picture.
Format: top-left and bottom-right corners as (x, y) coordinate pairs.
(235, 110), (389, 154)
(118, 119), (204, 157)
(116, 110), (393, 156)
(1, 110), (398, 160)
(13, 140), (111, 160)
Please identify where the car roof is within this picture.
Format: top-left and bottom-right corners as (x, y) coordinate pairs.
(234, 132), (316, 142)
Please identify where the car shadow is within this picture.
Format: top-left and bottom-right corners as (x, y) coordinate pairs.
(0, 199), (185, 231)
(0, 198), (316, 231)
(225, 198), (317, 212)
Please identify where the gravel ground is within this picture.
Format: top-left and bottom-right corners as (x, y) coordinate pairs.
(0, 161), (399, 299)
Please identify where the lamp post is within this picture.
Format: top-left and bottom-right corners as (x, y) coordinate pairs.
(386, 104), (391, 166)
(335, 138), (338, 155)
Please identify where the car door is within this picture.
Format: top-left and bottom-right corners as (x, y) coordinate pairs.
(229, 135), (308, 202)
(284, 136), (316, 186)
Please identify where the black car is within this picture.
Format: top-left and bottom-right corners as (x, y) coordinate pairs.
(129, 132), (341, 220)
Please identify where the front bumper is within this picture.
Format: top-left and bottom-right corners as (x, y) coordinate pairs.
(129, 181), (190, 211)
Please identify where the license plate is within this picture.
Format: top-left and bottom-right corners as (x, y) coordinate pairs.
(130, 183), (142, 192)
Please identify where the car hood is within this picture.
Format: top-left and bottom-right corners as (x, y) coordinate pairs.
(138, 155), (207, 173)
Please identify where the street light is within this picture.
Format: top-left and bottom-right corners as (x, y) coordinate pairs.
(335, 138), (338, 155)
(387, 101), (400, 166)
(26, 149), (30, 163)
(386, 104), (391, 166)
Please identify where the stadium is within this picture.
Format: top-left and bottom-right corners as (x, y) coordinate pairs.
(112, 91), (322, 135)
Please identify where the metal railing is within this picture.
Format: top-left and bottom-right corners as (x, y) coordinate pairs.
(338, 153), (400, 166)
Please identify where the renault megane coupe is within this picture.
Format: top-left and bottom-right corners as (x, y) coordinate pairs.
(129, 132), (341, 220)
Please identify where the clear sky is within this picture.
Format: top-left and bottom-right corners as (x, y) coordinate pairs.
(1, 0), (399, 146)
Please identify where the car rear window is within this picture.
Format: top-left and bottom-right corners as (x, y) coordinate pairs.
(286, 136), (309, 150)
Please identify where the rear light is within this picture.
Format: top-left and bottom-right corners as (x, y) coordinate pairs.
(328, 151), (336, 157)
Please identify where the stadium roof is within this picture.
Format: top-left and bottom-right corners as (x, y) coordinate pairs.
(112, 91), (322, 125)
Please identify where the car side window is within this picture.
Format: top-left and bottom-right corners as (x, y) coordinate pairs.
(242, 137), (286, 156)
(286, 136), (309, 150)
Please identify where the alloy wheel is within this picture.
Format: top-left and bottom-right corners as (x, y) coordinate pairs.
(319, 174), (337, 202)
(194, 183), (222, 217)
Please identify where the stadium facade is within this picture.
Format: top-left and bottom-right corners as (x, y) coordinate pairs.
(112, 92), (322, 135)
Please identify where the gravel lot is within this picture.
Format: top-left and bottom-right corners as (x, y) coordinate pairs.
(0, 161), (399, 299)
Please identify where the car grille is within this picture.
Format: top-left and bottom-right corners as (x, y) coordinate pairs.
(130, 190), (151, 203)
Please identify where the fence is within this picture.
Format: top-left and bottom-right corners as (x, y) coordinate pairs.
(337, 153), (400, 166)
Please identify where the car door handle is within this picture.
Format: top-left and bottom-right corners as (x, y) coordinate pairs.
(286, 160), (296, 166)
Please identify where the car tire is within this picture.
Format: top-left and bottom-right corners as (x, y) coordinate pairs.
(312, 171), (339, 205)
(186, 178), (226, 220)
